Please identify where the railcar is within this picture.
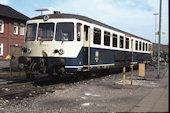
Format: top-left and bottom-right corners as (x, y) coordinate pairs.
(18, 12), (153, 78)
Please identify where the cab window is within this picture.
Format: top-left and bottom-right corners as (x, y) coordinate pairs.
(55, 23), (74, 41)
(25, 24), (37, 41)
(38, 23), (54, 41)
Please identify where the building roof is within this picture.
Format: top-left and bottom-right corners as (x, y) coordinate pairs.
(32, 13), (151, 42)
(0, 4), (30, 21)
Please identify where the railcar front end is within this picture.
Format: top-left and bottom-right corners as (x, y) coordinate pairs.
(19, 18), (84, 78)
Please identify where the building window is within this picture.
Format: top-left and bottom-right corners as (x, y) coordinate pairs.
(146, 43), (148, 51)
(20, 23), (25, 35)
(112, 33), (117, 47)
(104, 31), (110, 46)
(0, 20), (4, 33)
(77, 23), (82, 41)
(14, 22), (18, 35)
(0, 43), (3, 56)
(125, 38), (129, 49)
(93, 28), (101, 45)
(120, 36), (124, 48)
(136, 41), (138, 50)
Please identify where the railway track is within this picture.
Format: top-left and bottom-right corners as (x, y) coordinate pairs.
(0, 62), (167, 101)
(0, 72), (95, 100)
(0, 82), (65, 100)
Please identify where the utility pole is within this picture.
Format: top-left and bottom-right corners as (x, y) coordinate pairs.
(157, 0), (162, 78)
(153, 13), (159, 59)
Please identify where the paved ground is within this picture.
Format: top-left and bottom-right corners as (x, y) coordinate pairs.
(130, 67), (169, 112)
(0, 63), (169, 112)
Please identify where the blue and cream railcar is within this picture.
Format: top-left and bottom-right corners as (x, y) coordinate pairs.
(19, 12), (152, 76)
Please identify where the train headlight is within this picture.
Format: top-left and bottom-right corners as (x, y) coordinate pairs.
(59, 49), (64, 55)
(43, 15), (49, 21)
(27, 48), (31, 54)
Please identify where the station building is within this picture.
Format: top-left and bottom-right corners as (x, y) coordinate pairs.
(0, 4), (29, 60)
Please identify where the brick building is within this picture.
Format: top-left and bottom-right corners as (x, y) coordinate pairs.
(153, 43), (169, 54)
(0, 4), (29, 60)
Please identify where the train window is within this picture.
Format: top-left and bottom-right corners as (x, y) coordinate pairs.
(120, 36), (124, 48)
(104, 31), (110, 46)
(38, 23), (54, 41)
(93, 28), (101, 45)
(112, 33), (117, 47)
(139, 41), (142, 51)
(84, 25), (89, 41)
(77, 23), (82, 41)
(136, 41), (138, 50)
(146, 43), (148, 51)
(125, 38), (129, 49)
(143, 42), (145, 51)
(55, 23), (74, 41)
(131, 39), (134, 50)
(25, 24), (37, 41)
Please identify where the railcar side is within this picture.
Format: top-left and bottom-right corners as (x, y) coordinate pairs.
(18, 13), (152, 78)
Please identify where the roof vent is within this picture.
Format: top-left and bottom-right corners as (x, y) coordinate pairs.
(54, 11), (61, 14)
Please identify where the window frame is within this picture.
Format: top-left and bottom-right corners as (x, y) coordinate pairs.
(112, 33), (117, 47)
(120, 36), (124, 48)
(0, 43), (3, 56)
(25, 23), (37, 41)
(38, 23), (55, 41)
(55, 22), (74, 41)
(146, 43), (148, 51)
(20, 23), (25, 35)
(104, 31), (110, 46)
(77, 23), (82, 41)
(93, 27), (101, 45)
(0, 20), (4, 33)
(143, 42), (145, 51)
(13, 22), (18, 35)
(135, 40), (138, 50)
(139, 41), (142, 51)
(125, 37), (129, 49)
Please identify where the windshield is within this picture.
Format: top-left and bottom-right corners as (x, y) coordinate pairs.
(38, 23), (54, 41)
(25, 24), (37, 41)
(55, 23), (74, 41)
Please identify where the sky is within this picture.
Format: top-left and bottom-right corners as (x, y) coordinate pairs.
(0, 0), (169, 45)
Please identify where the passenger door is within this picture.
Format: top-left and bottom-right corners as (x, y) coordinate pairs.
(83, 25), (90, 71)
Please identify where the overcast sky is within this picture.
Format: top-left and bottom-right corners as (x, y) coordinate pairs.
(0, 0), (169, 45)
